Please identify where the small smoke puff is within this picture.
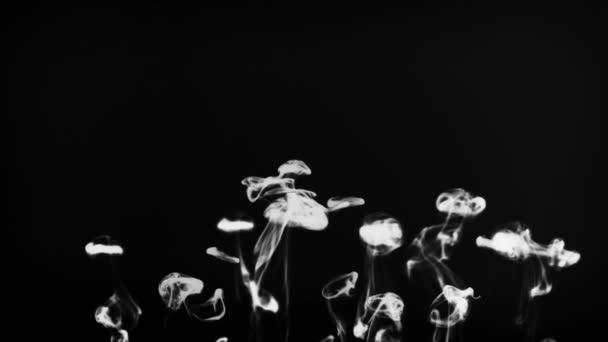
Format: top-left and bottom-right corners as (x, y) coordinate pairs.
(326, 196), (365, 212)
(206, 247), (240, 264)
(359, 214), (403, 256)
(217, 218), (254, 233)
(436, 188), (486, 217)
(321, 272), (359, 299)
(86, 235), (124, 256)
(278, 160), (312, 178)
(216, 338), (228, 342)
(364, 292), (404, 322)
(353, 320), (368, 339)
(158, 273), (204, 311)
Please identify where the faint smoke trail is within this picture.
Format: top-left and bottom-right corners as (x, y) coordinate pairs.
(322, 271), (359, 342)
(476, 222), (580, 338)
(405, 189), (485, 342)
(86, 236), (142, 342)
(355, 214), (404, 341)
(158, 272), (226, 322)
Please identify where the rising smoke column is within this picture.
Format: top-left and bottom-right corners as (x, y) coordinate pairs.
(406, 189), (485, 342)
(86, 236), (142, 342)
(354, 214), (405, 341)
(476, 222), (580, 340)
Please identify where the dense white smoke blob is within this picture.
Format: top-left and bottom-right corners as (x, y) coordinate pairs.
(327, 197), (365, 212)
(436, 188), (486, 217)
(429, 285), (477, 342)
(322, 272), (359, 342)
(217, 218), (254, 233)
(189, 288), (227, 321)
(206, 247), (240, 264)
(359, 214), (403, 257)
(277, 159), (312, 178)
(353, 320), (368, 339)
(216, 337), (229, 342)
(86, 241), (124, 256)
(475, 226), (581, 270)
(158, 272), (204, 311)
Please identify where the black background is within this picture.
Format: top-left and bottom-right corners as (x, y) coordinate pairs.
(6, 4), (602, 342)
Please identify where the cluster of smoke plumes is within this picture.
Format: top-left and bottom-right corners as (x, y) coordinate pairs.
(216, 160), (365, 341)
(85, 160), (580, 342)
(86, 236), (142, 342)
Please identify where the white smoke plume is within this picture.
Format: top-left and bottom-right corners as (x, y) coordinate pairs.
(353, 214), (404, 342)
(87, 236), (142, 342)
(234, 160), (364, 342)
(158, 272), (226, 322)
(354, 292), (404, 342)
(404, 189), (485, 342)
(429, 285), (478, 342)
(322, 271), (359, 342)
(406, 188), (486, 288)
(158, 272), (204, 311)
(476, 222), (580, 334)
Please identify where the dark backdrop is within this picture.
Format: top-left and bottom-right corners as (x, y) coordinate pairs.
(7, 4), (602, 342)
